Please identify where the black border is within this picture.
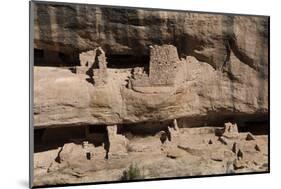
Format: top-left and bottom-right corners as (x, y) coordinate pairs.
(29, 0), (270, 188)
(29, 1), (34, 188)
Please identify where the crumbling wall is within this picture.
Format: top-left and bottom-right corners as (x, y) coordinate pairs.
(130, 67), (150, 88)
(76, 47), (108, 86)
(79, 50), (97, 67)
(129, 44), (185, 88)
(149, 45), (180, 86)
(76, 50), (95, 74)
(106, 125), (128, 158)
(92, 48), (108, 86)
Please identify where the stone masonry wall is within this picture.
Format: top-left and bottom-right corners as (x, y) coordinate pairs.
(149, 45), (180, 86)
(130, 45), (183, 88)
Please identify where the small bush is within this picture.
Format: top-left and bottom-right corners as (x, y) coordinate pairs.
(226, 160), (235, 174)
(121, 163), (144, 180)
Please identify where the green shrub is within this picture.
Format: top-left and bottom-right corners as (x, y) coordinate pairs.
(121, 163), (144, 180)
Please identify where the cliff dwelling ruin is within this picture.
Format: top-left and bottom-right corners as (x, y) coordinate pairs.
(72, 44), (186, 89)
(33, 43), (269, 186)
(32, 2), (269, 187)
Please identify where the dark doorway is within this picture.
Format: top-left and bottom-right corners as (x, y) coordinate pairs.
(107, 54), (149, 72)
(34, 48), (79, 67)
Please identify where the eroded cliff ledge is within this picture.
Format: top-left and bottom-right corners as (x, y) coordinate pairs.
(34, 47), (268, 128)
(33, 3), (269, 128)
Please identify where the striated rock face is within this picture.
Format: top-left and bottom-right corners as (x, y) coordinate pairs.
(34, 3), (268, 73)
(33, 3), (268, 128)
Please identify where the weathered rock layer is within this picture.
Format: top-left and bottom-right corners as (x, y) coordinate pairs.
(33, 3), (269, 128)
(34, 55), (268, 128)
(34, 3), (268, 72)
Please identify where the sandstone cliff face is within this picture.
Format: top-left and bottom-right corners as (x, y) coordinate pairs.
(34, 4), (268, 72)
(33, 3), (269, 128)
